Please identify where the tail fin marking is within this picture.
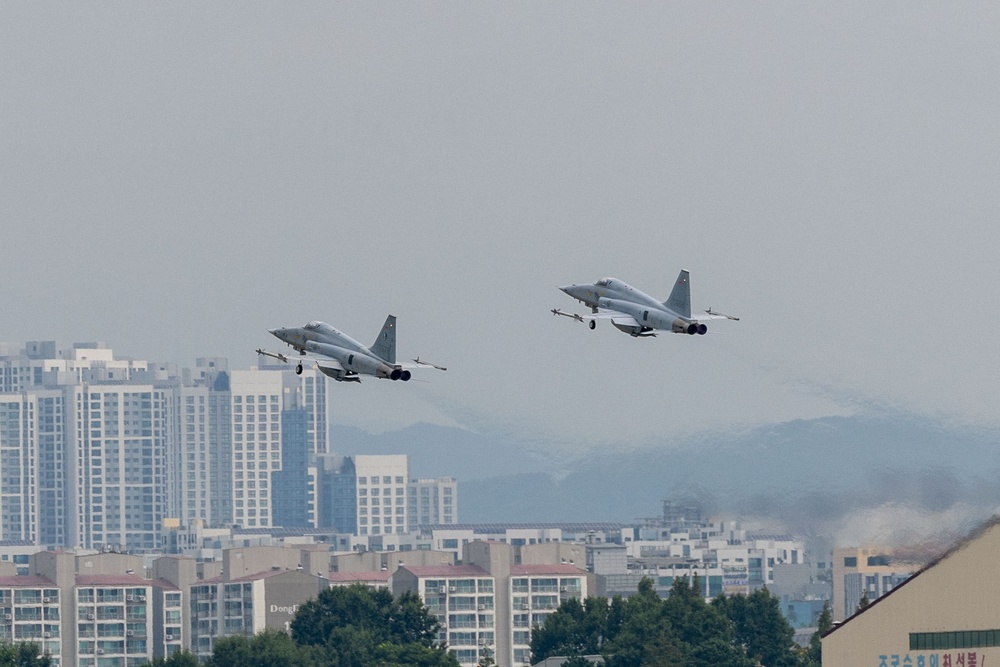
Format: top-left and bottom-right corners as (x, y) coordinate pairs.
(371, 315), (397, 364)
(664, 270), (692, 318)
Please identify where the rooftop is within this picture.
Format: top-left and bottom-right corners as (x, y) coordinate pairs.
(511, 564), (587, 576)
(401, 564), (491, 577)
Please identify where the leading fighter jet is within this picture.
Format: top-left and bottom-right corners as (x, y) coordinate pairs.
(552, 270), (738, 337)
(256, 316), (445, 383)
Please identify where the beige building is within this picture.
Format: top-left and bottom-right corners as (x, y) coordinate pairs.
(823, 518), (1000, 667)
(831, 546), (922, 622)
(0, 550), (190, 667)
(391, 541), (594, 667)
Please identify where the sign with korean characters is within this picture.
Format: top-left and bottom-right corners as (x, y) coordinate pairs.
(878, 653), (984, 667)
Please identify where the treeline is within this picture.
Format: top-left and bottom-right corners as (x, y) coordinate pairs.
(143, 584), (458, 667)
(136, 578), (833, 667)
(530, 577), (831, 667)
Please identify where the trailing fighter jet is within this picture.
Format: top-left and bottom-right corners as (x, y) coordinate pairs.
(256, 316), (445, 383)
(552, 270), (739, 337)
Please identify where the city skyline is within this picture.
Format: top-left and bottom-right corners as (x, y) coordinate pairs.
(0, 339), (459, 550)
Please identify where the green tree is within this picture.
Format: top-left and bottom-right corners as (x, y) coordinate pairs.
(562, 657), (599, 667)
(476, 645), (495, 667)
(714, 588), (798, 667)
(660, 577), (752, 667)
(139, 651), (200, 667)
(805, 600), (833, 667)
(208, 630), (320, 667)
(601, 577), (669, 667)
(0, 642), (51, 667)
(532, 578), (762, 667)
(374, 642), (463, 667)
(290, 584), (456, 667)
(855, 591), (870, 614)
(529, 596), (610, 662)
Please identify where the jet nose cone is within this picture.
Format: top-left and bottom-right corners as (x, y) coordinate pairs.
(558, 284), (575, 294)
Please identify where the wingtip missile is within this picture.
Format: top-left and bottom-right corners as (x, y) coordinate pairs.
(705, 308), (740, 321)
(413, 357), (447, 372)
(255, 349), (289, 363)
(551, 308), (585, 323)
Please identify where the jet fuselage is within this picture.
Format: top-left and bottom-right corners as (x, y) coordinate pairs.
(559, 278), (701, 335)
(269, 320), (406, 381)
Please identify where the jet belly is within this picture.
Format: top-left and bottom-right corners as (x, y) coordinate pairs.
(598, 298), (700, 335)
(306, 342), (394, 379)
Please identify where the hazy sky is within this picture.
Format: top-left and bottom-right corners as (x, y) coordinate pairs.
(3, 4), (999, 449)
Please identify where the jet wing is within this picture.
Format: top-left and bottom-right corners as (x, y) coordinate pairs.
(256, 349), (344, 370)
(551, 308), (637, 326)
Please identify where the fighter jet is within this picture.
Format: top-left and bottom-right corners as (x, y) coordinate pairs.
(552, 270), (739, 337)
(256, 316), (445, 383)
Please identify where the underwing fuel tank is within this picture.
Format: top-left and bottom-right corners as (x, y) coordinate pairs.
(612, 320), (643, 336)
(317, 366), (361, 383)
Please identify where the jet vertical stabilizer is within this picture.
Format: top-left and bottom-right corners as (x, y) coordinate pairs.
(664, 270), (692, 318)
(371, 315), (397, 364)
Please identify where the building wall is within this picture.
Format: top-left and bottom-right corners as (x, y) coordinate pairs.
(354, 455), (409, 537)
(0, 394), (37, 543)
(823, 521), (1000, 667)
(466, 543), (511, 667)
(408, 477), (457, 531)
(173, 385), (212, 527)
(73, 384), (169, 550)
(228, 371), (284, 529)
(832, 546), (920, 622)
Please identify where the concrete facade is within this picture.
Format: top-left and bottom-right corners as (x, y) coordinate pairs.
(831, 546), (921, 622)
(391, 542), (592, 667)
(823, 519), (1000, 667)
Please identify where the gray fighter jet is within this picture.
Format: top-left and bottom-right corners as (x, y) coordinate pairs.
(256, 316), (445, 383)
(552, 270), (739, 337)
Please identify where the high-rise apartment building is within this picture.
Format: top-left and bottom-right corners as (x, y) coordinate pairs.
(74, 382), (171, 550)
(0, 342), (329, 550)
(316, 454), (408, 536)
(316, 454), (458, 536)
(408, 477), (457, 531)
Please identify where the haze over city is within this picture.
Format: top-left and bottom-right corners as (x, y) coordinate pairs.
(3, 4), (999, 455)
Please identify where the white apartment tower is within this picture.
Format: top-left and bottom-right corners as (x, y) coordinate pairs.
(0, 342), (330, 549)
(72, 382), (171, 550)
(0, 393), (38, 543)
(354, 455), (409, 537)
(407, 477), (458, 531)
(227, 370), (284, 529)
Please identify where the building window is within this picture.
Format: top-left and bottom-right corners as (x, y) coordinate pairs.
(910, 630), (1000, 651)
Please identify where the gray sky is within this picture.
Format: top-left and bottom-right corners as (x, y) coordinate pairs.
(3, 4), (999, 449)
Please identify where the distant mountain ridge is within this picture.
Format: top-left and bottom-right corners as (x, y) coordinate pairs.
(330, 413), (1000, 530)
